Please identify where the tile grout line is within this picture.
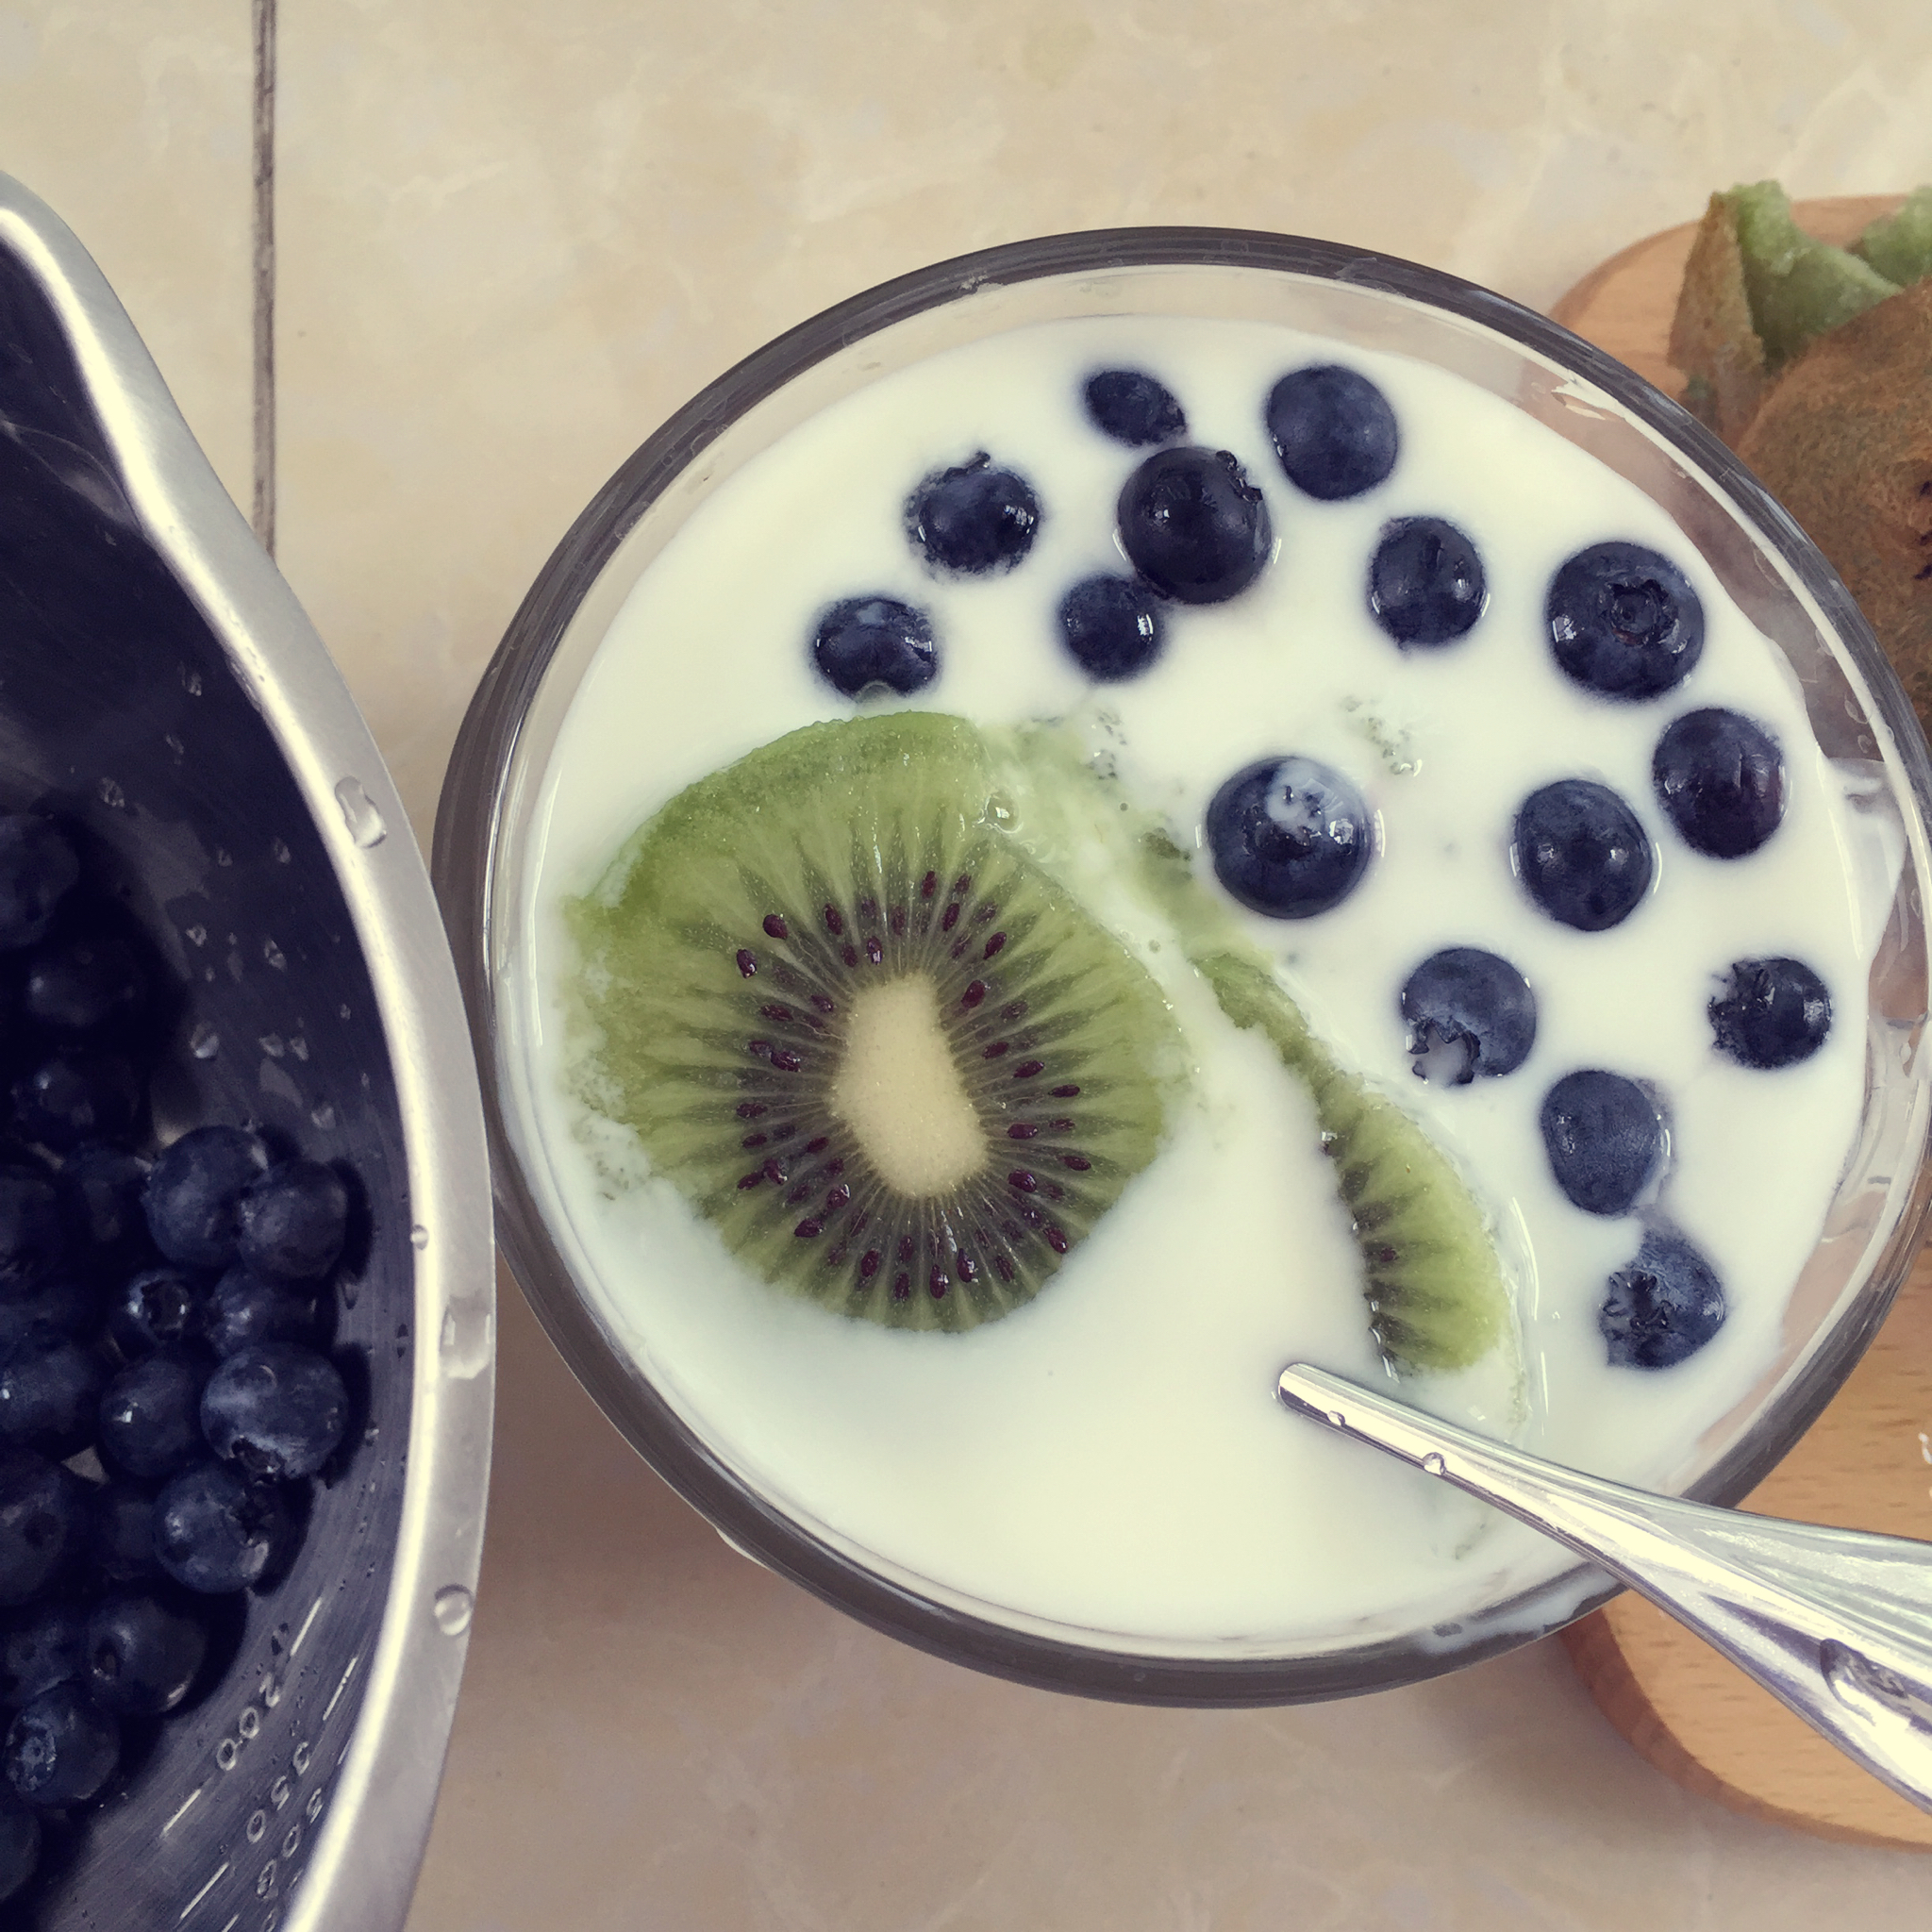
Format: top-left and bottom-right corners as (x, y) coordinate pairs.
(251, 0), (276, 558)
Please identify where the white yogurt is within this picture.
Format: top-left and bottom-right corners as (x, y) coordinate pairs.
(504, 313), (1893, 1654)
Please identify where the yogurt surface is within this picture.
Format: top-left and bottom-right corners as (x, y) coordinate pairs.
(504, 310), (1893, 1651)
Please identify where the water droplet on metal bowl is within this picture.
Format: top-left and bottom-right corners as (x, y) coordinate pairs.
(334, 776), (387, 848)
(432, 1585), (474, 1636)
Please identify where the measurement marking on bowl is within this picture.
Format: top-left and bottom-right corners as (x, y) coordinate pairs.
(322, 1653), (360, 1724)
(289, 1596), (322, 1657)
(179, 1860), (229, 1920)
(162, 1782), (205, 1834)
(333, 776), (387, 848)
(433, 1584), (474, 1635)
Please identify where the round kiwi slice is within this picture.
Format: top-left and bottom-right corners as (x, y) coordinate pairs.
(563, 712), (1179, 1334)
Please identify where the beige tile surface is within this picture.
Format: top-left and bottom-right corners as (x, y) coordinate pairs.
(0, 0), (254, 518)
(15, 2), (1932, 1927)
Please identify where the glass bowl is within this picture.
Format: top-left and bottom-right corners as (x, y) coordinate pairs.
(434, 228), (1932, 1707)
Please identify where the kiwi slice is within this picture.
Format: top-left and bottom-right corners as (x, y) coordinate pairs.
(999, 726), (1515, 1377)
(1856, 187), (1932, 291)
(564, 712), (1179, 1334)
(1725, 181), (1901, 373)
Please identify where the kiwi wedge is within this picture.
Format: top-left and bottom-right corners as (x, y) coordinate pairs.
(564, 712), (1179, 1333)
(996, 726), (1516, 1378)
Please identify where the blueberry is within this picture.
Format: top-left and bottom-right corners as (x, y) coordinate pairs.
(97, 1350), (209, 1485)
(0, 1789), (35, 1901)
(0, 1336), (108, 1458)
(85, 1591), (208, 1717)
(1118, 447), (1272, 605)
(237, 1158), (348, 1283)
(1709, 958), (1831, 1069)
(1652, 708), (1785, 858)
(205, 1266), (321, 1358)
(107, 1265), (207, 1357)
(1512, 780), (1654, 931)
(153, 1462), (290, 1594)
(1057, 575), (1164, 680)
(1546, 541), (1705, 700)
(142, 1124), (270, 1269)
(88, 1481), (159, 1585)
(810, 597), (937, 700)
(905, 455), (1040, 575)
(202, 1344), (348, 1481)
(1540, 1071), (1666, 1215)
(58, 1143), (153, 1274)
(23, 930), (145, 1035)
(5, 1683), (118, 1807)
(0, 820), (79, 953)
(1600, 1230), (1726, 1369)
(0, 1453), (89, 1608)
(0, 1276), (96, 1355)
(1400, 948), (1536, 1083)
(0, 1274), (94, 1352)
(0, 1604), (84, 1707)
(1264, 365), (1399, 501)
(0, 1168), (65, 1299)
(1367, 517), (1486, 647)
(10, 1052), (141, 1153)
(1082, 368), (1187, 446)
(1207, 757), (1374, 919)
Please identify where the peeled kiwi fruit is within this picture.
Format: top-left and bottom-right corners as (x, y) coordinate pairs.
(1117, 823), (1512, 1376)
(564, 711), (1179, 1333)
(998, 728), (1516, 1378)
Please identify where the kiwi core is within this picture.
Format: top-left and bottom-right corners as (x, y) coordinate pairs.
(830, 974), (987, 1195)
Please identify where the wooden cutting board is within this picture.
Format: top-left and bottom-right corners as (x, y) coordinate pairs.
(1548, 194), (1932, 1852)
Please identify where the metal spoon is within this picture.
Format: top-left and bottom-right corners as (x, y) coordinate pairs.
(1277, 1362), (1932, 1813)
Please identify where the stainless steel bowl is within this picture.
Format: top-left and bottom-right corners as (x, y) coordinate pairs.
(438, 228), (1932, 1706)
(0, 175), (493, 1928)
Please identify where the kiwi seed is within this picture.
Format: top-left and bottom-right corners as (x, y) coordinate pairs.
(564, 712), (1178, 1333)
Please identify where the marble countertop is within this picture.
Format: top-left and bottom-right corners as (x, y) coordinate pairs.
(8, 3), (1932, 1925)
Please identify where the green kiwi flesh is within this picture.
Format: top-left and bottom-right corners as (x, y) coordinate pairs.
(999, 728), (1515, 1379)
(1726, 181), (1901, 373)
(564, 712), (1179, 1333)
(1857, 187), (1932, 291)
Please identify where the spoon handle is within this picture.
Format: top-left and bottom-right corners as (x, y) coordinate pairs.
(1278, 1362), (1932, 1814)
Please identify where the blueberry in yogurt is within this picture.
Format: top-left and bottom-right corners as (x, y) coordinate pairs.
(1118, 446), (1272, 605)
(1512, 779), (1654, 932)
(1207, 757), (1373, 918)
(1708, 957), (1831, 1069)
(1058, 575), (1164, 680)
(1539, 1070), (1666, 1216)
(1600, 1230), (1726, 1369)
(811, 596), (938, 700)
(1264, 365), (1399, 501)
(905, 454), (1041, 575)
(1652, 708), (1784, 858)
(1082, 369), (1186, 446)
(1400, 948), (1536, 1083)
(1368, 517), (1486, 647)
(1547, 541), (1705, 700)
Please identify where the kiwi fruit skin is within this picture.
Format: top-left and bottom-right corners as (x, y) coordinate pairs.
(1736, 276), (1932, 744)
(563, 711), (1179, 1334)
(1000, 725), (1517, 1380)
(1671, 192), (1770, 441)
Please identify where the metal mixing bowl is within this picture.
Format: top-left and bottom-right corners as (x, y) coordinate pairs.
(0, 175), (493, 1927)
(437, 228), (1932, 1706)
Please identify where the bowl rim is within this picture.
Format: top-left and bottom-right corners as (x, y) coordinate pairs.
(0, 171), (498, 1918)
(434, 224), (1932, 1707)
